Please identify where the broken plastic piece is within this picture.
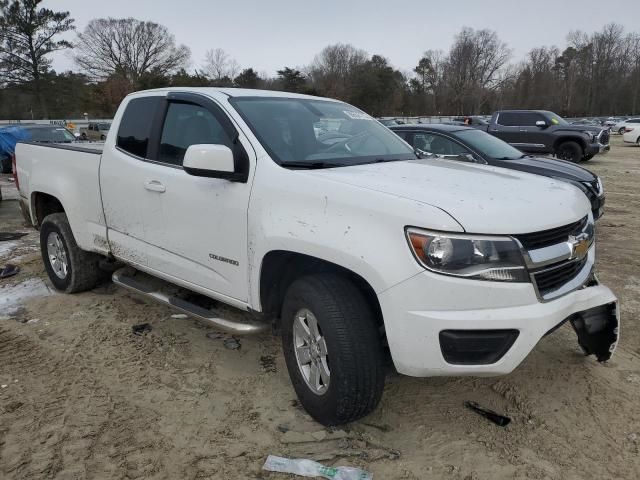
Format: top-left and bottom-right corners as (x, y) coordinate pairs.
(464, 401), (511, 427)
(570, 302), (619, 362)
(0, 264), (19, 279)
(131, 323), (152, 336)
(262, 455), (372, 480)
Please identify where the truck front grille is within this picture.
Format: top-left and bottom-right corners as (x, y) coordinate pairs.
(515, 216), (588, 250)
(600, 130), (610, 145)
(532, 256), (589, 297)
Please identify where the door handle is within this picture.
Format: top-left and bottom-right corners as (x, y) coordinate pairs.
(144, 180), (166, 193)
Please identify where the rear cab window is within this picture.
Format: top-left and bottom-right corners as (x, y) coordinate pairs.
(116, 96), (163, 158)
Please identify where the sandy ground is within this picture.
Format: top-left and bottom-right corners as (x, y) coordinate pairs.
(0, 137), (639, 480)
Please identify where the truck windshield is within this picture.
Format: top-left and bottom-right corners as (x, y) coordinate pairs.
(454, 129), (524, 160)
(231, 97), (416, 168)
(547, 112), (569, 126)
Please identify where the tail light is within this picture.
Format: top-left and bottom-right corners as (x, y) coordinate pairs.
(625, 127), (635, 133)
(11, 154), (19, 191)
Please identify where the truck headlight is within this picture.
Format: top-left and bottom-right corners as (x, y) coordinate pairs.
(406, 228), (529, 282)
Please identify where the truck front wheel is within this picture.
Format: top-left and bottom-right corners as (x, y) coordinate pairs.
(40, 213), (106, 293)
(281, 273), (385, 426)
(556, 141), (583, 162)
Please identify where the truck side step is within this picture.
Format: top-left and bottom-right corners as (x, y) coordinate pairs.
(112, 267), (268, 335)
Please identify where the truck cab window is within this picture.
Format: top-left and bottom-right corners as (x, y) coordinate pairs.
(117, 96), (162, 158)
(159, 102), (233, 166)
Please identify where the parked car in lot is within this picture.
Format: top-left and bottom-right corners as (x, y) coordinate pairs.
(570, 118), (601, 127)
(0, 124), (75, 173)
(15, 87), (619, 425)
(623, 125), (640, 145)
(613, 118), (640, 135)
(80, 122), (111, 141)
(390, 124), (606, 220)
(482, 110), (610, 162)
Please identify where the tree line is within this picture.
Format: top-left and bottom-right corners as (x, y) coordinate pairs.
(1, 0), (639, 120)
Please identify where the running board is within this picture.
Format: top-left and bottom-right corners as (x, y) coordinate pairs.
(112, 267), (268, 335)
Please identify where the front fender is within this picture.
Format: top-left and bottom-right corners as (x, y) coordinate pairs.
(246, 161), (463, 309)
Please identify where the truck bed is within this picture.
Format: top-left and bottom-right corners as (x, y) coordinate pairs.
(15, 141), (108, 255)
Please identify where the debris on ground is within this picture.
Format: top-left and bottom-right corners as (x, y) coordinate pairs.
(464, 401), (511, 427)
(0, 264), (19, 279)
(206, 331), (225, 340)
(262, 455), (372, 480)
(260, 354), (277, 373)
(131, 323), (152, 336)
(281, 429), (348, 444)
(223, 337), (241, 350)
(0, 232), (28, 241)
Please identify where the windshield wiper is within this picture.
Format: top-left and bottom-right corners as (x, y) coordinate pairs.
(279, 161), (344, 169)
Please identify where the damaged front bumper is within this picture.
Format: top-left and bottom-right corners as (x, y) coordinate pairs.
(568, 302), (618, 362)
(378, 270), (619, 377)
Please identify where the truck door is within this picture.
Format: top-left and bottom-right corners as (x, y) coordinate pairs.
(131, 93), (254, 303)
(100, 94), (167, 268)
(511, 112), (549, 153)
(490, 112), (524, 146)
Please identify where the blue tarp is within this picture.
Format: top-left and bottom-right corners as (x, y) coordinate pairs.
(0, 126), (30, 158)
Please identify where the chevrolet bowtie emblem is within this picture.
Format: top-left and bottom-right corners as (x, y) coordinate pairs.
(568, 234), (590, 260)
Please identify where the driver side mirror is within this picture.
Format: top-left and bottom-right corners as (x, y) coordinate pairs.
(183, 144), (238, 180)
(535, 120), (548, 128)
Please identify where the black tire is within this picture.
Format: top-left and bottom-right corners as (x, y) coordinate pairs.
(281, 273), (385, 426)
(618, 127), (626, 135)
(81, 133), (88, 140)
(556, 141), (583, 163)
(583, 154), (594, 161)
(100, 135), (106, 141)
(40, 212), (106, 293)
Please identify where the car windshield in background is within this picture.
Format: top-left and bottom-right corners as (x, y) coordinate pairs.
(454, 129), (524, 160)
(548, 113), (569, 126)
(26, 127), (75, 143)
(230, 97), (416, 168)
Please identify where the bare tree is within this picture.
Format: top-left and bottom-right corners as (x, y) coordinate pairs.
(445, 28), (511, 113)
(74, 18), (190, 87)
(0, 0), (74, 117)
(202, 48), (239, 84)
(308, 43), (368, 99)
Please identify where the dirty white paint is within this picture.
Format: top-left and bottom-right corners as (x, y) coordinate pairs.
(0, 278), (55, 317)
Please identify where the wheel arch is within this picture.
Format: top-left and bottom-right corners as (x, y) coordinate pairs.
(259, 250), (384, 333)
(30, 191), (66, 228)
(553, 136), (587, 152)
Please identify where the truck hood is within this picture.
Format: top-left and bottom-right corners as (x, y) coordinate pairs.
(308, 158), (590, 234)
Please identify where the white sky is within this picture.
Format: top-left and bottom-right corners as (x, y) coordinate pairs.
(49, 0), (640, 76)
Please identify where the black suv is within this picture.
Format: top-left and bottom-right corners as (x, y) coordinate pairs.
(481, 110), (610, 162)
(390, 124), (605, 219)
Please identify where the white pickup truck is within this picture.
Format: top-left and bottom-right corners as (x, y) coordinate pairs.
(15, 88), (619, 426)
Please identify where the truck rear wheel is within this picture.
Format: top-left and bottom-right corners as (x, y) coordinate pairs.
(281, 273), (385, 426)
(556, 141), (583, 163)
(40, 213), (106, 293)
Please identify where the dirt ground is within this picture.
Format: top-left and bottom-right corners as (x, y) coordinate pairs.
(1, 136), (639, 480)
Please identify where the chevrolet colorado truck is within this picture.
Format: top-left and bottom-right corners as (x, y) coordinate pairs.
(15, 88), (619, 426)
(482, 110), (610, 162)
